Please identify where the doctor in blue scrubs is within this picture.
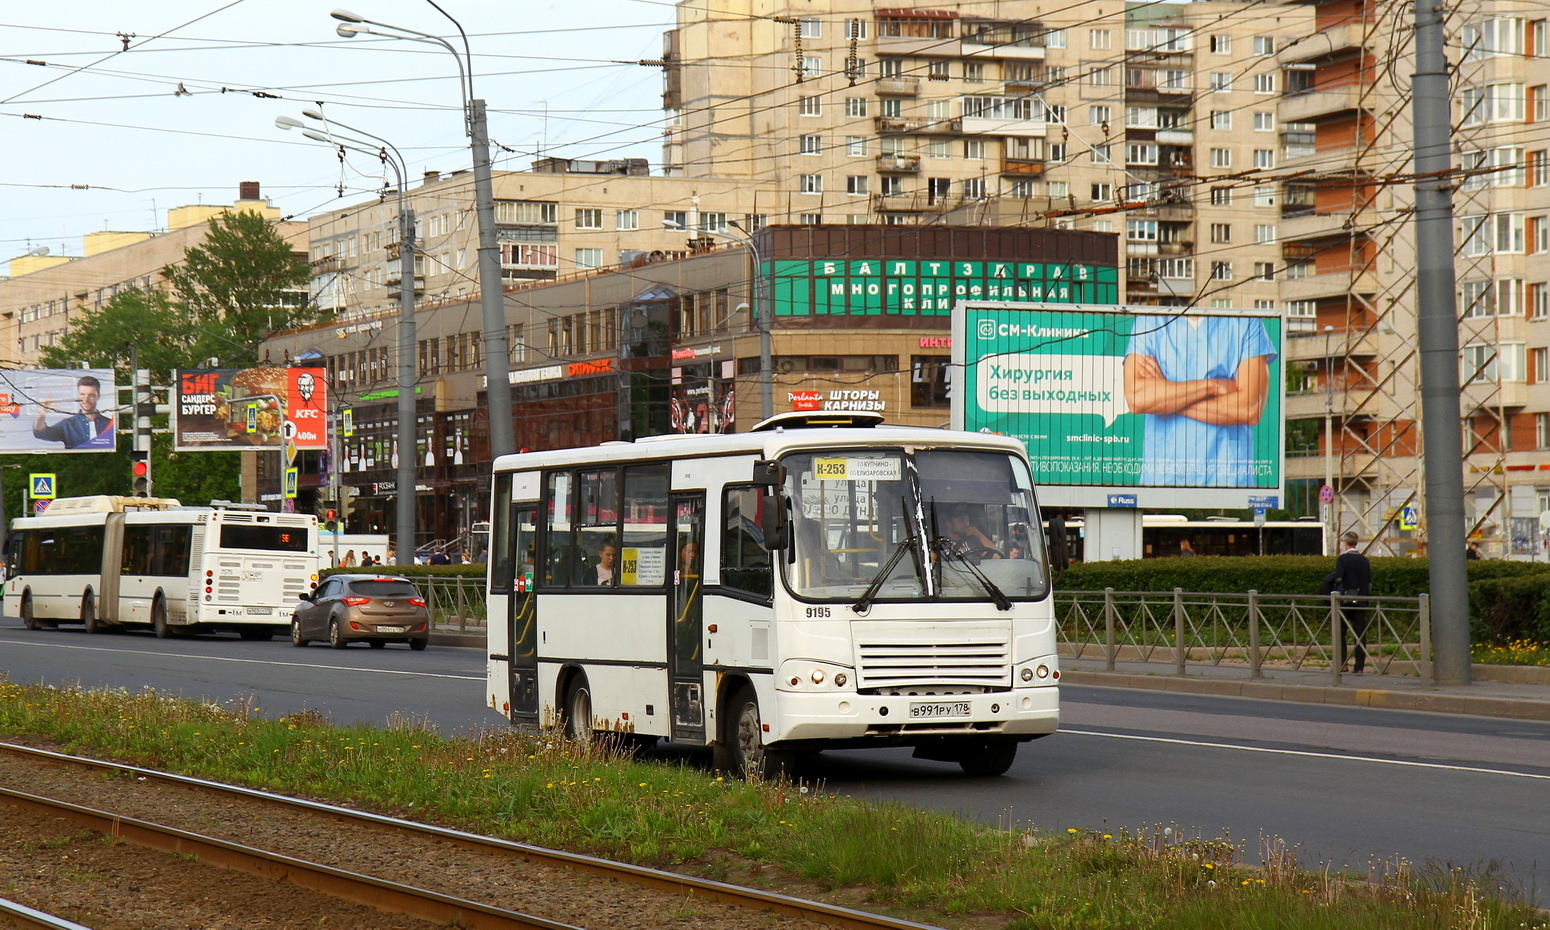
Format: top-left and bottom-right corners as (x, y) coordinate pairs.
(1123, 314), (1276, 487)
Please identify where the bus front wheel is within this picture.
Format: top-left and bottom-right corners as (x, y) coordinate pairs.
(562, 676), (595, 745)
(20, 593), (41, 631)
(958, 741), (1019, 777)
(723, 685), (794, 780)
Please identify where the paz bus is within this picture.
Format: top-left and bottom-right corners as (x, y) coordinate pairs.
(484, 412), (1060, 777)
(4, 496), (319, 639)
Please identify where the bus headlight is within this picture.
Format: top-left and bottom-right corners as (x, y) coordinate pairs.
(1014, 657), (1059, 686)
(777, 660), (856, 692)
(810, 669), (825, 685)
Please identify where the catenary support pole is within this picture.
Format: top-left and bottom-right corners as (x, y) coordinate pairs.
(1412, 0), (1470, 684)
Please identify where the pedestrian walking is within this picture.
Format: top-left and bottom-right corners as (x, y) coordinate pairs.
(1331, 531), (1373, 673)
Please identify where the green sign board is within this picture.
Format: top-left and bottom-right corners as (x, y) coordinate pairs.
(768, 259), (1117, 317)
(955, 303), (1284, 494)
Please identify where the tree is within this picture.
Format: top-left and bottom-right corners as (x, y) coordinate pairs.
(23, 209), (319, 505)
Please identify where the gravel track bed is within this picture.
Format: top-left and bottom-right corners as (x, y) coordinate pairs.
(0, 748), (846, 930)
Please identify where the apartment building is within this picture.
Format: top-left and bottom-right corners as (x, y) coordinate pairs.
(0, 183), (304, 370)
(1276, 0), (1550, 556)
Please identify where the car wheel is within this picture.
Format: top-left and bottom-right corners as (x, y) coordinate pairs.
(152, 598), (172, 639)
(82, 593), (102, 634)
(21, 593), (40, 631)
(722, 684), (794, 780)
(368, 640), (386, 649)
(408, 638), (428, 652)
(290, 617), (308, 647)
(328, 618), (348, 649)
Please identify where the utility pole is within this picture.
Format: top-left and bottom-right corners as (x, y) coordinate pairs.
(1412, 0), (1471, 684)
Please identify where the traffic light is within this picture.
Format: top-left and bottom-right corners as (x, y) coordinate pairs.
(131, 455), (150, 497)
(325, 508), (338, 533)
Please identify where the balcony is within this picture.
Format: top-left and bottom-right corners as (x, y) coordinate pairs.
(1156, 129), (1193, 145)
(874, 193), (929, 213)
(1461, 380), (1528, 411)
(1280, 211), (1352, 242)
(1126, 86), (1195, 106)
(1003, 79), (1046, 95)
(877, 36), (962, 56)
(962, 115), (1044, 137)
(876, 154), (922, 173)
(876, 77), (921, 96)
(1280, 85), (1372, 123)
(1279, 269), (1380, 302)
(962, 39), (1045, 60)
(1276, 21), (1374, 65)
(875, 116), (961, 134)
(1000, 157), (1046, 176)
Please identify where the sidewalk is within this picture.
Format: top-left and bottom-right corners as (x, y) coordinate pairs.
(430, 623), (1550, 723)
(1061, 657), (1550, 722)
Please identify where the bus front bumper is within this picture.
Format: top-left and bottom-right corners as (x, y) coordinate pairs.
(771, 686), (1059, 743)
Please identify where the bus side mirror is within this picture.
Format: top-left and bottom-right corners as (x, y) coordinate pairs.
(762, 495), (788, 552)
(751, 459), (785, 487)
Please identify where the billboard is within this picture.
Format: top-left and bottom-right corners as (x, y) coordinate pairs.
(954, 303), (1284, 505)
(0, 368), (118, 453)
(173, 368), (327, 451)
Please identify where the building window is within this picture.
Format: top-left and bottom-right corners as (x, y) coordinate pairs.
(1091, 143), (1112, 164)
(847, 136), (868, 157)
(1255, 262), (1276, 281)
(1211, 261), (1233, 280)
(911, 357), (950, 407)
(880, 176), (903, 196)
(963, 177), (987, 199)
(926, 99), (951, 120)
(615, 209), (638, 231)
(1254, 111), (1275, 132)
(574, 248), (603, 270)
(800, 134), (823, 155)
(1254, 73), (1276, 94)
(1090, 29), (1112, 49)
(1255, 224), (1276, 243)
(1048, 180), (1069, 198)
(800, 56), (823, 79)
(1210, 148), (1232, 168)
(1254, 186), (1276, 206)
(963, 138), (985, 159)
(881, 98), (903, 118)
(1128, 219), (1159, 241)
(1210, 223), (1232, 243)
(494, 200), (557, 224)
(846, 175), (869, 195)
(799, 214), (822, 225)
(1210, 186), (1232, 205)
(800, 174), (822, 193)
(1045, 29), (1066, 48)
(1210, 35), (1231, 53)
(927, 60), (950, 80)
(927, 139), (950, 159)
(1210, 72), (1233, 92)
(846, 17), (868, 39)
(799, 95), (821, 116)
(1531, 282), (1549, 319)
(575, 208), (603, 229)
(1010, 179), (1039, 198)
(1092, 183), (1113, 201)
(1127, 143), (1158, 164)
(1538, 348), (1550, 382)
(1537, 413), (1550, 448)
(927, 178), (951, 200)
(846, 97), (867, 117)
(1210, 110), (1231, 130)
(1254, 149), (1275, 169)
(1090, 104), (1111, 125)
(964, 62), (984, 82)
(1089, 67), (1113, 87)
(797, 16), (820, 38)
(1253, 36), (1275, 55)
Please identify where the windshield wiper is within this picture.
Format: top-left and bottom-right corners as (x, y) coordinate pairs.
(934, 538), (1013, 611)
(852, 501), (925, 614)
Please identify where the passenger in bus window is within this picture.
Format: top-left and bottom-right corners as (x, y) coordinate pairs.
(589, 536), (619, 585)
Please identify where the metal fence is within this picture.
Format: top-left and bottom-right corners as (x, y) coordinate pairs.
(419, 576), (488, 633)
(1056, 589), (1433, 686)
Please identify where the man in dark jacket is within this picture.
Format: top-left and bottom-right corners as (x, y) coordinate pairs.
(1332, 530), (1373, 673)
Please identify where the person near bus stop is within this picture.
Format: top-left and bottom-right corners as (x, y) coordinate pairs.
(1466, 542), (1482, 560)
(1331, 530), (1373, 674)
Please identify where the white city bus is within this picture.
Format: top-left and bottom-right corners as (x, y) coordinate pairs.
(5, 496), (319, 639)
(484, 412), (1060, 777)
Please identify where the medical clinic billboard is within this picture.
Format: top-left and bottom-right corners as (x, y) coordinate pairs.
(173, 368), (327, 451)
(953, 302), (1283, 507)
(0, 368), (118, 453)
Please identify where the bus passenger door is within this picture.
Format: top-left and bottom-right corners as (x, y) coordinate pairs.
(668, 495), (705, 743)
(508, 505), (541, 726)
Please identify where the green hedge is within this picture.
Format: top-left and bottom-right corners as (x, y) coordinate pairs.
(1059, 556), (1550, 644)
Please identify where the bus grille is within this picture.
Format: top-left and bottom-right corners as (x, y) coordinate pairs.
(855, 625), (1011, 693)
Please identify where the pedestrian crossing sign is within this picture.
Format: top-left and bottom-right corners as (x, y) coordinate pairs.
(284, 467), (298, 499)
(29, 474), (56, 499)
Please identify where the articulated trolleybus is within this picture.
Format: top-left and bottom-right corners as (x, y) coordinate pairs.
(485, 412), (1060, 777)
(5, 496), (320, 638)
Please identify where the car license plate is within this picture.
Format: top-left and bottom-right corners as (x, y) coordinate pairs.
(246, 607), (270, 616)
(376, 625), (405, 634)
(909, 701), (971, 719)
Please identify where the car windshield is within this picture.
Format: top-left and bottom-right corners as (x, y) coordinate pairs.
(781, 448), (1046, 603)
(349, 580), (418, 598)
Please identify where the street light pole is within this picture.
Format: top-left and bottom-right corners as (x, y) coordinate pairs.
(332, 7), (515, 459)
(277, 111), (417, 565)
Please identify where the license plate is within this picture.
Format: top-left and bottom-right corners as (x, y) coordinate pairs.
(376, 625), (405, 634)
(246, 607), (271, 616)
(909, 701), (971, 719)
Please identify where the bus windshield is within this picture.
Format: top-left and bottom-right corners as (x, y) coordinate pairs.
(781, 448), (1047, 603)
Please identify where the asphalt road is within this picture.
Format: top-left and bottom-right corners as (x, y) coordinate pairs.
(3, 620), (1546, 906)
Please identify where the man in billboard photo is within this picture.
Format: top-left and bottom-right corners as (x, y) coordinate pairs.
(1123, 314), (1276, 487)
(32, 374), (114, 450)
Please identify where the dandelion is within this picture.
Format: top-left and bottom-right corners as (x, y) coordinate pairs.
(1068, 828), (1079, 835)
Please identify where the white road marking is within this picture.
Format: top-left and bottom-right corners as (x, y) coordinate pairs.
(1061, 727), (1550, 780)
(1, 639), (481, 681)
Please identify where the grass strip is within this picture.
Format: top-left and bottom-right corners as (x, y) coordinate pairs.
(0, 677), (1541, 930)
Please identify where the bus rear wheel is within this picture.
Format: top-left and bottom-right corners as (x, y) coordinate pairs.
(21, 593), (41, 631)
(152, 598), (172, 639)
(723, 685), (794, 780)
(562, 677), (595, 745)
(81, 593), (102, 634)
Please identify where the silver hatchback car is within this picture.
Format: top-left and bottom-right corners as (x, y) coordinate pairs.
(291, 574), (429, 650)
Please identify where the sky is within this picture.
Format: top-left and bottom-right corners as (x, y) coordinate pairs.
(0, 1), (675, 258)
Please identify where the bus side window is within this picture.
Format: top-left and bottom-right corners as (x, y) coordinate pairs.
(722, 486), (772, 599)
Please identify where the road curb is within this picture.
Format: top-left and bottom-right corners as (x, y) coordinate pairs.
(429, 631), (485, 649)
(1061, 670), (1550, 721)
